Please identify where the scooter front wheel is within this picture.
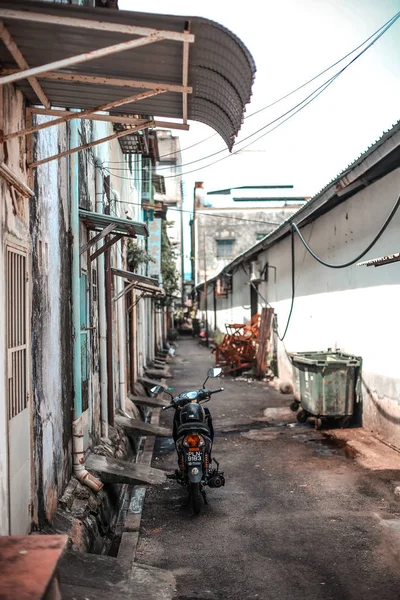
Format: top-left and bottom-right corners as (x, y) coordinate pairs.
(189, 482), (202, 515)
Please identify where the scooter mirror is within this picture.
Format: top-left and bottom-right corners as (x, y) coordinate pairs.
(151, 385), (165, 395)
(208, 367), (222, 378)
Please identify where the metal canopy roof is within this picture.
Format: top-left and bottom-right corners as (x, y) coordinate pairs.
(79, 209), (148, 238)
(0, 1), (256, 149)
(112, 268), (164, 296)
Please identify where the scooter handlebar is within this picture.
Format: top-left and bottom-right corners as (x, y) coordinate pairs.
(162, 402), (176, 411)
(209, 387), (224, 395)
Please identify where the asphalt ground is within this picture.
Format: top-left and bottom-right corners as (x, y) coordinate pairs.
(136, 338), (400, 600)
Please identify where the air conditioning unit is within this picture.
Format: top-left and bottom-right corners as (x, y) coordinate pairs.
(250, 261), (262, 282)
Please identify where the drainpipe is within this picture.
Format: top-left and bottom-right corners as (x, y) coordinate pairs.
(112, 189), (127, 414)
(70, 118), (103, 492)
(95, 158), (108, 438)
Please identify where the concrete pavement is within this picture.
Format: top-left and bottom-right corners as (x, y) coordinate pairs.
(136, 338), (400, 600)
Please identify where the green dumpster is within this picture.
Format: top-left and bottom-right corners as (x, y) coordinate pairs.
(289, 350), (362, 428)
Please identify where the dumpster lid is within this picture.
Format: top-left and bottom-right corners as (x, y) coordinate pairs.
(288, 351), (361, 368)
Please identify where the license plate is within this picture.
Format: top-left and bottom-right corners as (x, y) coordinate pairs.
(187, 451), (202, 463)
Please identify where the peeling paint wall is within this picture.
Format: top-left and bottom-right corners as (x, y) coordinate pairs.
(196, 206), (301, 282)
(0, 84), (31, 534)
(30, 116), (73, 527)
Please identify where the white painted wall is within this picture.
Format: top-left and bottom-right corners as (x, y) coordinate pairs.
(254, 168), (400, 446)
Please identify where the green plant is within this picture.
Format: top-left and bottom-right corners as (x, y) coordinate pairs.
(161, 220), (179, 305)
(127, 240), (155, 272)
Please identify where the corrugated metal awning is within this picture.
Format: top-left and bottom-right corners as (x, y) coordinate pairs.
(0, 1), (256, 149)
(79, 209), (148, 262)
(112, 267), (164, 296)
(79, 209), (148, 238)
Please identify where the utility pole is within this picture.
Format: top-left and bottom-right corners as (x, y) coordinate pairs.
(203, 229), (209, 347)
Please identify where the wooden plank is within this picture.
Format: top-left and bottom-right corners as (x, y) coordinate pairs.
(128, 393), (168, 408)
(86, 453), (166, 485)
(115, 414), (170, 437)
(256, 307), (274, 378)
(138, 376), (167, 388)
(0, 535), (67, 600)
(145, 368), (172, 379)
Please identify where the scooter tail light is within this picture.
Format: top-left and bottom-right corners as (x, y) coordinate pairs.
(204, 453), (210, 469)
(179, 453), (185, 470)
(183, 434), (205, 448)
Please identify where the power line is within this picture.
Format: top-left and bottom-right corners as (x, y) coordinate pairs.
(103, 192), (286, 226)
(101, 10), (400, 167)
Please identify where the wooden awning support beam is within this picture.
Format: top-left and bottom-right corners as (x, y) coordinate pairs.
(3, 90), (166, 141)
(28, 121), (153, 168)
(0, 34), (164, 88)
(0, 69), (193, 95)
(0, 21), (50, 108)
(0, 9), (195, 44)
(90, 234), (124, 263)
(27, 108), (190, 131)
(0, 161), (34, 197)
(80, 222), (117, 255)
(182, 24), (190, 125)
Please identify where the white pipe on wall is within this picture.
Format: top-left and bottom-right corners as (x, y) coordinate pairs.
(112, 189), (127, 413)
(95, 159), (108, 438)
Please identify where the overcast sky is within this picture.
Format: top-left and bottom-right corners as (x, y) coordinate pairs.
(119, 0), (400, 199)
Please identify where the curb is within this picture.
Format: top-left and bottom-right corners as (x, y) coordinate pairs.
(118, 387), (167, 565)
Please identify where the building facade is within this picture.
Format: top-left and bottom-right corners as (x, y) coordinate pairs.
(193, 185), (308, 284)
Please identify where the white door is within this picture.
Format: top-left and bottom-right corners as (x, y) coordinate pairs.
(7, 246), (31, 534)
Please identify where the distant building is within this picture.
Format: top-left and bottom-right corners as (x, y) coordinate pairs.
(192, 185), (309, 284)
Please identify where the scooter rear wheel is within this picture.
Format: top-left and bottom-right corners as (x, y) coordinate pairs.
(190, 482), (201, 514)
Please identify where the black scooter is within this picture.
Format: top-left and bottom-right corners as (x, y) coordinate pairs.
(151, 367), (225, 514)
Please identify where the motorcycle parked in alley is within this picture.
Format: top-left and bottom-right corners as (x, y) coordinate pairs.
(151, 367), (225, 514)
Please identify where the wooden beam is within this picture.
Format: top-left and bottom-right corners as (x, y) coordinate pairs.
(90, 234), (123, 263)
(182, 25), (190, 125)
(127, 393), (168, 409)
(28, 121), (153, 168)
(0, 34), (164, 88)
(0, 161), (34, 197)
(0, 22), (50, 108)
(115, 414), (170, 437)
(0, 70), (193, 95)
(80, 222), (116, 255)
(0, 9), (195, 44)
(28, 109), (191, 131)
(4, 90), (166, 141)
(85, 453), (166, 486)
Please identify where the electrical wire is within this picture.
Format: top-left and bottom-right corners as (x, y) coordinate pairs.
(102, 10), (400, 165)
(106, 193), (283, 226)
(292, 193), (400, 268)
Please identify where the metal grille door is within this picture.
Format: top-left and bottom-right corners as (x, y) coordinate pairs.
(7, 248), (27, 419)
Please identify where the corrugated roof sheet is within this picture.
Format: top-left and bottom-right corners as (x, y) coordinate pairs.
(0, 0), (256, 149)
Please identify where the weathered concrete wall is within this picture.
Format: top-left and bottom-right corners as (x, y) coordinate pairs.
(30, 116), (73, 527)
(196, 206), (299, 282)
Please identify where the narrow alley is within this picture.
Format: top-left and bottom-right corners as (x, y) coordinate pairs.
(137, 338), (400, 600)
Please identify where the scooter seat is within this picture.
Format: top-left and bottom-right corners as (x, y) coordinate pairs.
(177, 422), (211, 437)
